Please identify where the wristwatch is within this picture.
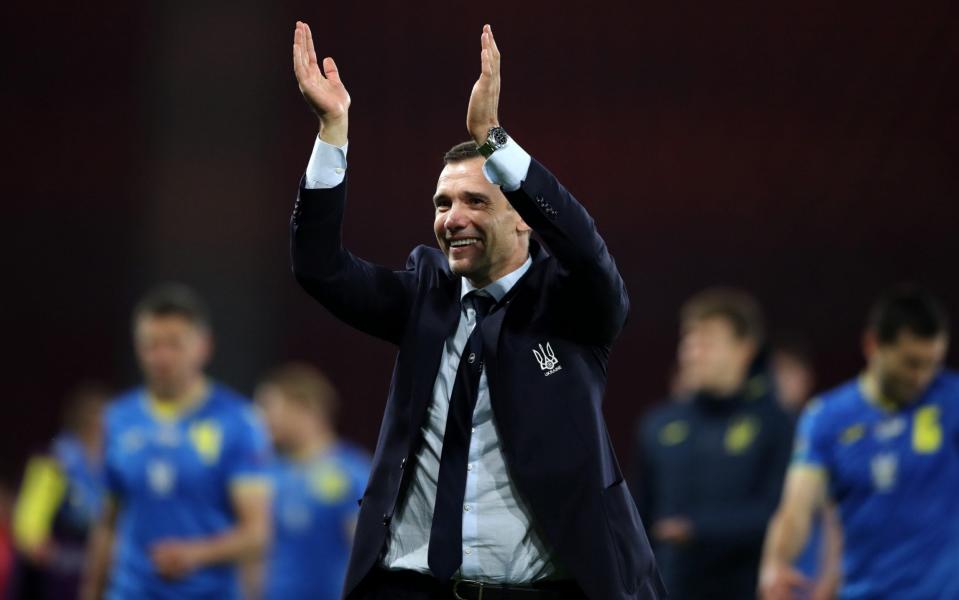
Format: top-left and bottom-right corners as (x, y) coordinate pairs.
(477, 126), (509, 158)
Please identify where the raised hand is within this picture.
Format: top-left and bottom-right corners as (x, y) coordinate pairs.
(293, 21), (349, 146)
(467, 24), (501, 146)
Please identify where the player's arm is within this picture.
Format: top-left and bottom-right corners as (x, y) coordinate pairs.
(80, 495), (119, 600)
(811, 501), (843, 600)
(758, 464), (828, 600)
(290, 21), (416, 345)
(151, 480), (271, 580)
(240, 556), (266, 600)
(468, 26), (628, 344)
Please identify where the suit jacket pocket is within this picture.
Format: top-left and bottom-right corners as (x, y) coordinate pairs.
(602, 478), (649, 594)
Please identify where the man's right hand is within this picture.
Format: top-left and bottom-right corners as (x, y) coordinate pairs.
(758, 561), (812, 600)
(293, 21), (349, 146)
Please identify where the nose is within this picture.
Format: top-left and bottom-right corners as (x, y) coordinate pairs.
(443, 201), (468, 233)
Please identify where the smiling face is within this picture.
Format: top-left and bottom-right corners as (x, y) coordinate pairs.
(433, 157), (531, 288)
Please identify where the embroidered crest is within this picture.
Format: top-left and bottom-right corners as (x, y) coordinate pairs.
(532, 342), (563, 376)
(724, 416), (760, 454)
(870, 452), (898, 492)
(189, 420), (223, 465)
(147, 459), (176, 496)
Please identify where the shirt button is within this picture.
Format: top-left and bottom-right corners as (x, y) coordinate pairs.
(464, 548), (472, 555)
(334, 167), (344, 174)
(467, 463), (474, 471)
(464, 504), (471, 512)
(467, 352), (476, 364)
(471, 427), (476, 433)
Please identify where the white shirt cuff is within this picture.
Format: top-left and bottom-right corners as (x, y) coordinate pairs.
(482, 138), (531, 192)
(304, 137), (349, 189)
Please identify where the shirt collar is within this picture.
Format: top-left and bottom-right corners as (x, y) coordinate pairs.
(460, 255), (533, 303)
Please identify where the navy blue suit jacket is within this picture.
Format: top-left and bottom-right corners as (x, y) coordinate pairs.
(291, 157), (666, 600)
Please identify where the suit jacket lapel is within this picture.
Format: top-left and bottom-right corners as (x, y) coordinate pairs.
(409, 276), (461, 434)
(482, 241), (550, 400)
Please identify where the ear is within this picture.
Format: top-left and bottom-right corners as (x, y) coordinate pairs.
(862, 330), (878, 362)
(515, 215), (531, 234)
(199, 330), (215, 365)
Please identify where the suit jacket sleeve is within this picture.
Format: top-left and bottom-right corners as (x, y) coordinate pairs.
(290, 176), (417, 345)
(503, 159), (629, 345)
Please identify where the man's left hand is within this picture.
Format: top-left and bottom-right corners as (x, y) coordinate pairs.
(467, 24), (502, 146)
(150, 539), (206, 580)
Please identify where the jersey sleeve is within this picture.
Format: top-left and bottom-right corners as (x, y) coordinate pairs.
(103, 407), (127, 499)
(13, 455), (67, 552)
(792, 398), (832, 470)
(224, 407), (272, 489)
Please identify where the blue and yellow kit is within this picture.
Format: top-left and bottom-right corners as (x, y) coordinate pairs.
(793, 370), (959, 599)
(103, 383), (270, 600)
(263, 442), (370, 600)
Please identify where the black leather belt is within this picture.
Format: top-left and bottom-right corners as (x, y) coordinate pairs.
(371, 568), (585, 599)
(451, 578), (584, 600)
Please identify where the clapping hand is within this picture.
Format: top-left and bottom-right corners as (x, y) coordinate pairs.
(467, 24), (502, 146)
(292, 21), (349, 146)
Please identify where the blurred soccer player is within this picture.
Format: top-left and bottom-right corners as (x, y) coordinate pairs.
(771, 337), (817, 415)
(255, 363), (370, 600)
(633, 288), (794, 599)
(760, 285), (957, 600)
(768, 339), (842, 600)
(11, 384), (108, 600)
(81, 284), (271, 600)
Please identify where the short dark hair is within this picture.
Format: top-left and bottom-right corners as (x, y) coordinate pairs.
(681, 287), (765, 344)
(868, 285), (950, 344)
(132, 283), (211, 330)
(443, 141), (481, 164)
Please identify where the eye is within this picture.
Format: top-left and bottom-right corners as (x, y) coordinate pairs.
(468, 196), (487, 206)
(434, 199), (450, 212)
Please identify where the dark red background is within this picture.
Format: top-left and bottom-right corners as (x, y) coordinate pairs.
(4, 0), (958, 481)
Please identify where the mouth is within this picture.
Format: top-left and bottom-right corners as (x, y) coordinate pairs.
(448, 237), (481, 248)
(446, 237), (483, 257)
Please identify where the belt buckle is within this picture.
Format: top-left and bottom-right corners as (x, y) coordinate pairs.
(453, 579), (484, 600)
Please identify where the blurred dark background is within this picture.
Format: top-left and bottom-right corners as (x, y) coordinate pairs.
(4, 0), (958, 482)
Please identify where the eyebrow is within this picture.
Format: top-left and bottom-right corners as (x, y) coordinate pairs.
(432, 191), (491, 206)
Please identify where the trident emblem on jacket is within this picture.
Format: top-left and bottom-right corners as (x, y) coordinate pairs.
(533, 342), (563, 376)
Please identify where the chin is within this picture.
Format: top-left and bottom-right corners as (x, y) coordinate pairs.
(448, 258), (474, 277)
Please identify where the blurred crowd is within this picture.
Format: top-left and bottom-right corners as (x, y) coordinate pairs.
(0, 282), (954, 599)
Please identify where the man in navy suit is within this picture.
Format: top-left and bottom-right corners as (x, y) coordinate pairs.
(290, 20), (666, 600)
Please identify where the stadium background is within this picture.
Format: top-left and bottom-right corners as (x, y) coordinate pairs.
(4, 0), (959, 485)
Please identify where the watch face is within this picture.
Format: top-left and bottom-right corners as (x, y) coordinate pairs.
(490, 127), (508, 147)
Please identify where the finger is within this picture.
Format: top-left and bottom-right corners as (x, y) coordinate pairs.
(480, 28), (490, 63)
(293, 25), (308, 79)
(304, 23), (320, 70)
(299, 24), (314, 76)
(323, 56), (342, 85)
(488, 26), (501, 79)
(293, 25), (301, 69)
